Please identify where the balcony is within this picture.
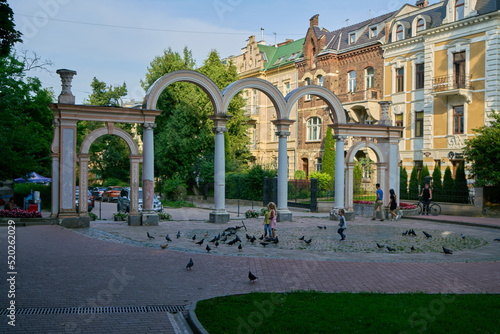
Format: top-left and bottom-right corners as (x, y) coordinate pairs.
(337, 89), (381, 104)
(431, 75), (473, 103)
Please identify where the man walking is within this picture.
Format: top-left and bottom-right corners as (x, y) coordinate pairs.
(372, 183), (384, 221)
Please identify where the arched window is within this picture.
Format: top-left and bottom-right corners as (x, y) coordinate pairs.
(455, 0), (465, 20)
(416, 19), (425, 33)
(307, 117), (321, 141)
(396, 25), (404, 41)
(365, 67), (374, 89)
(317, 75), (324, 87)
(305, 78), (311, 100)
(348, 71), (356, 92)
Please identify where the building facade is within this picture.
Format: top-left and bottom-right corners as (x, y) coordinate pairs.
(383, 0), (500, 178)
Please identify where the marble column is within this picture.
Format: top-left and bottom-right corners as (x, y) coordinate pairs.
(272, 119), (294, 222)
(50, 120), (60, 218)
(376, 163), (388, 206)
(142, 122), (158, 226)
(78, 154), (90, 216)
(58, 120), (77, 216)
(128, 155), (142, 225)
(345, 162), (355, 211)
(208, 114), (232, 224)
(334, 135), (347, 209)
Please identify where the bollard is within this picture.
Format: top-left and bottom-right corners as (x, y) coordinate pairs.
(238, 199), (240, 217)
(99, 200), (101, 220)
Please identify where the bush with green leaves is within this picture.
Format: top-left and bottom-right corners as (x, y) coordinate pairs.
(245, 210), (259, 219)
(309, 171), (332, 190)
(353, 161), (363, 194)
(409, 167), (419, 199)
(226, 165), (277, 201)
(158, 212), (172, 221)
(102, 178), (128, 187)
(88, 212), (98, 221)
(162, 175), (188, 201)
(294, 170), (306, 180)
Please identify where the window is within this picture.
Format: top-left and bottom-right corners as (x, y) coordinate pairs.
(348, 71), (356, 92)
(316, 157), (323, 172)
(349, 33), (356, 44)
(455, 0), (465, 20)
(453, 105), (464, 134)
(370, 26), (378, 38)
(365, 67), (374, 89)
(284, 82), (290, 95)
(396, 67), (404, 93)
(416, 19), (425, 32)
(415, 111), (424, 137)
(453, 52), (466, 89)
(395, 113), (403, 127)
(396, 25), (404, 41)
(252, 89), (257, 112)
(287, 52), (300, 61)
(415, 63), (425, 89)
(317, 75), (324, 87)
(307, 117), (321, 141)
(305, 78), (311, 100)
(274, 56), (285, 65)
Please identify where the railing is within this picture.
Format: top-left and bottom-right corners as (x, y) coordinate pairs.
(337, 89), (381, 103)
(432, 75), (472, 93)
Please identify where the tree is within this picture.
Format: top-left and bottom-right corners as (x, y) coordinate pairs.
(84, 77), (127, 106)
(409, 167), (419, 199)
(0, 0), (22, 56)
(353, 161), (363, 194)
(0, 54), (54, 180)
(463, 110), (500, 186)
(420, 165), (430, 189)
(443, 166), (454, 192)
(432, 165), (442, 201)
(400, 166), (408, 199)
(322, 127), (335, 188)
(454, 164), (469, 203)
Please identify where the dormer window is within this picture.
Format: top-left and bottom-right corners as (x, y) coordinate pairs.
(396, 25), (404, 41)
(370, 26), (378, 38)
(416, 19), (425, 33)
(455, 0), (465, 20)
(349, 33), (356, 44)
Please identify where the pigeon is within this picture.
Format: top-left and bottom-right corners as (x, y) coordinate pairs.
(272, 236), (279, 244)
(402, 230), (408, 236)
(423, 231), (432, 238)
(242, 221), (247, 231)
(250, 236), (256, 244)
(206, 245), (211, 253)
(192, 235), (196, 241)
(248, 271), (258, 282)
(147, 232), (155, 239)
(461, 234), (466, 239)
(323, 225), (327, 229)
(409, 229), (417, 236)
(196, 238), (204, 246)
(186, 258), (193, 270)
(317, 226), (324, 229)
(215, 241), (219, 247)
(176, 231), (181, 239)
(304, 238), (312, 244)
(209, 236), (217, 243)
(259, 235), (264, 240)
(235, 235), (242, 243)
(443, 246), (453, 255)
(387, 246), (396, 252)
(246, 234), (251, 240)
(221, 236), (228, 243)
(227, 239), (237, 246)
(238, 244), (242, 251)
(221, 231), (226, 237)
(376, 243), (385, 248)
(160, 244), (168, 249)
(165, 234), (172, 242)
(260, 242), (269, 247)
(494, 238), (500, 242)
(299, 236), (305, 241)
(411, 246), (415, 251)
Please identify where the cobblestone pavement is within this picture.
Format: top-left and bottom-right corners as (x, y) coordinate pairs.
(1, 214), (499, 333)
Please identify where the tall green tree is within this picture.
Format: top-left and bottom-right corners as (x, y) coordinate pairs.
(0, 0), (22, 56)
(0, 54), (54, 180)
(322, 127), (335, 188)
(432, 165), (442, 201)
(443, 166), (454, 191)
(409, 167), (419, 199)
(85, 77), (127, 106)
(400, 166), (408, 199)
(463, 110), (500, 186)
(454, 164), (469, 203)
(420, 165), (430, 189)
(353, 161), (363, 194)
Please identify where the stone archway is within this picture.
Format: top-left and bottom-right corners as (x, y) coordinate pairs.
(78, 124), (143, 224)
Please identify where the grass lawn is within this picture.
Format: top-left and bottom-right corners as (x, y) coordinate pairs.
(160, 199), (196, 208)
(195, 292), (500, 334)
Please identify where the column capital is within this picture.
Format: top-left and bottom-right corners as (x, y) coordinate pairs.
(378, 101), (392, 126)
(276, 130), (290, 138)
(333, 135), (348, 141)
(208, 113), (233, 128)
(142, 122), (157, 130)
(213, 126), (228, 134)
(78, 153), (91, 161)
(56, 69), (77, 104)
(271, 119), (295, 132)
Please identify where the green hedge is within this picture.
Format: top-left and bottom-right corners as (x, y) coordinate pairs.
(225, 165), (277, 201)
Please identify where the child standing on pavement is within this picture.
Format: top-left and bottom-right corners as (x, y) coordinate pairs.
(267, 202), (277, 239)
(263, 208), (272, 239)
(338, 209), (347, 241)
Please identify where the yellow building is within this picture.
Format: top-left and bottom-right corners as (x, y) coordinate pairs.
(225, 36), (304, 177)
(383, 0), (500, 178)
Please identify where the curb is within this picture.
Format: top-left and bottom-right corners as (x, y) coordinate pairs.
(187, 301), (210, 334)
(406, 216), (500, 230)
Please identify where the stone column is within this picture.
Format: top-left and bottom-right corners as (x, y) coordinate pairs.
(376, 163), (388, 206)
(345, 162), (355, 211)
(378, 101), (392, 126)
(208, 114), (232, 224)
(142, 122), (158, 226)
(389, 139), (399, 204)
(272, 119), (295, 222)
(128, 155), (142, 226)
(58, 120), (77, 216)
(334, 135), (347, 209)
(78, 154), (90, 216)
(50, 120), (61, 218)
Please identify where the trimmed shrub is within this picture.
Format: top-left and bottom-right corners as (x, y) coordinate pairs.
(162, 175), (188, 201)
(409, 167), (419, 199)
(400, 166), (408, 199)
(309, 171), (332, 190)
(420, 165), (430, 189)
(294, 170), (306, 180)
(353, 161), (363, 194)
(432, 165), (443, 201)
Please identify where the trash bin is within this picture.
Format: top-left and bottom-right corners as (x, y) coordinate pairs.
(28, 204), (38, 212)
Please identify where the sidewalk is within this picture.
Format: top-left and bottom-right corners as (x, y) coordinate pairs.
(408, 214), (500, 230)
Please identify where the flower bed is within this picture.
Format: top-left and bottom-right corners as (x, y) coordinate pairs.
(353, 200), (416, 210)
(0, 208), (42, 218)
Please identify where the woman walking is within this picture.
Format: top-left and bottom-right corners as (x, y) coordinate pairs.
(389, 189), (400, 221)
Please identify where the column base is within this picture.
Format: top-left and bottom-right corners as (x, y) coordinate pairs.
(209, 211), (230, 224)
(128, 215), (142, 226)
(142, 211), (159, 226)
(59, 216), (90, 228)
(277, 210), (292, 222)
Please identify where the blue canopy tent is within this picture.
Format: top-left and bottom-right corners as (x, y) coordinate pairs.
(14, 172), (51, 183)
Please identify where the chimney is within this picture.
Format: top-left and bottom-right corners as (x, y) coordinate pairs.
(416, 0), (428, 8)
(56, 69), (77, 104)
(310, 14), (319, 28)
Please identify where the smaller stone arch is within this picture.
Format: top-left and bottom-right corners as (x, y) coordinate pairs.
(284, 86), (347, 124)
(222, 78), (287, 119)
(80, 126), (140, 155)
(346, 141), (385, 164)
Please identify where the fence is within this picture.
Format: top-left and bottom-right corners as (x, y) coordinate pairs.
(400, 183), (473, 204)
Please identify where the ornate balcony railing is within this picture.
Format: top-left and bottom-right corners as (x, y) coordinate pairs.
(337, 89), (381, 103)
(432, 75), (472, 93)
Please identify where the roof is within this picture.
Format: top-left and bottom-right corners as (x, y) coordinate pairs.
(259, 38), (305, 70)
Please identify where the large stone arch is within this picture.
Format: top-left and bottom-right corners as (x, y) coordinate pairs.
(142, 70), (224, 113)
(77, 124), (142, 217)
(222, 78), (287, 119)
(284, 86), (347, 124)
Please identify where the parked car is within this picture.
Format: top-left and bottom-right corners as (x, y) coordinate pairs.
(92, 187), (107, 201)
(102, 186), (124, 202)
(75, 187), (94, 212)
(117, 187), (163, 213)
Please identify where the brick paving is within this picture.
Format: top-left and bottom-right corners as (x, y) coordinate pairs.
(1, 217), (499, 333)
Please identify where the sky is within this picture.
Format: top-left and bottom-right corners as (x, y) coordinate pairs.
(10, 0), (439, 104)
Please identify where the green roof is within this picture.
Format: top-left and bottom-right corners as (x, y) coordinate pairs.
(258, 38), (304, 71)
